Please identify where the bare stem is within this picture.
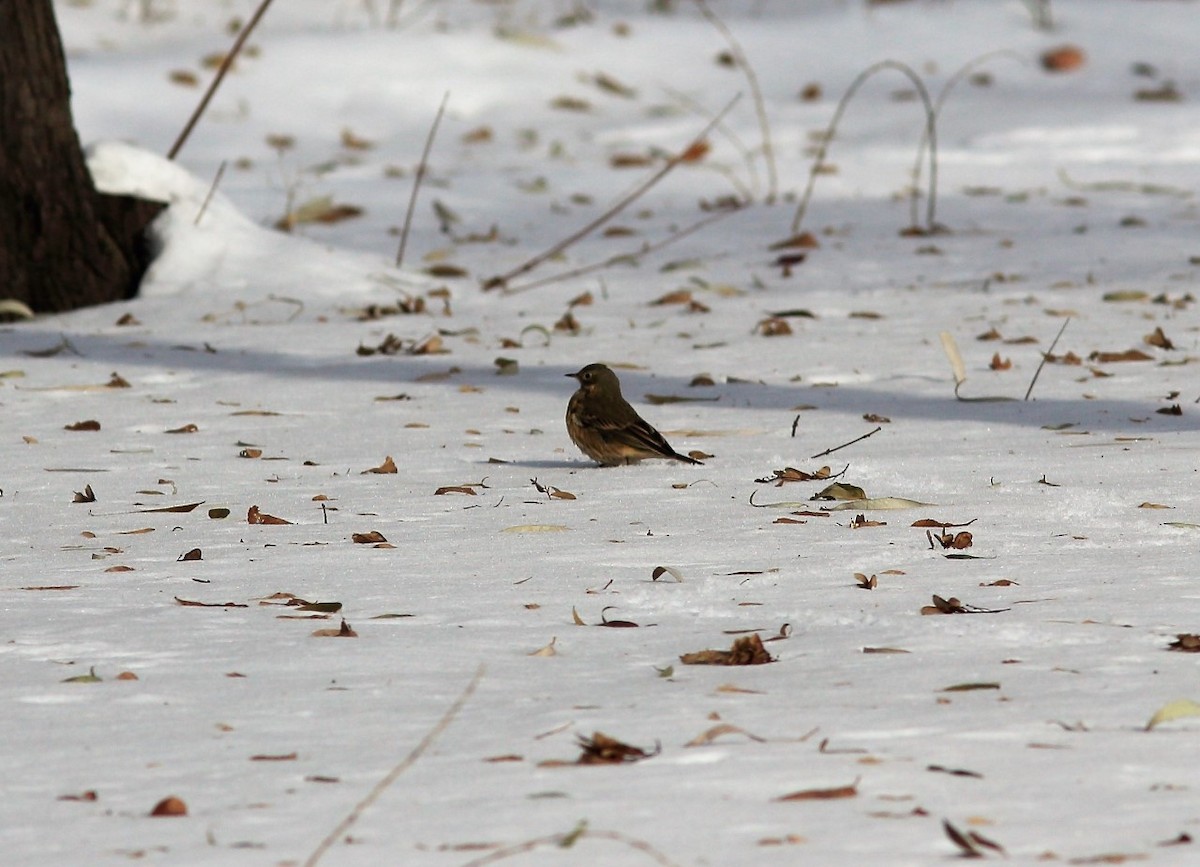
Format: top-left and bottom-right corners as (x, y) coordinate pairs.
(168, 0), (277, 160)
(395, 91), (450, 269)
(810, 426), (882, 460)
(790, 60), (937, 237)
(1024, 317), (1070, 401)
(194, 160), (227, 226)
(504, 209), (736, 295)
(691, 0), (776, 203)
(302, 665), (484, 867)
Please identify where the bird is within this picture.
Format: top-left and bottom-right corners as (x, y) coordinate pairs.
(565, 363), (703, 466)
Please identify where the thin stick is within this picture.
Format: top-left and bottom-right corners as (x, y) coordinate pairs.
(460, 826), (683, 867)
(302, 664), (484, 867)
(662, 84), (759, 199)
(503, 210), (735, 294)
(194, 160), (227, 226)
(790, 60), (937, 237)
(482, 95), (741, 291)
(691, 0), (776, 203)
(168, 0), (277, 160)
(1024, 317), (1070, 401)
(810, 426), (882, 460)
(395, 91), (449, 269)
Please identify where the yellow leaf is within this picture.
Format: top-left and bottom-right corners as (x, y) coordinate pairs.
(1146, 699), (1200, 731)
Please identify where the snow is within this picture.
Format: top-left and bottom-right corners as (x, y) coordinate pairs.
(4, 0), (1200, 863)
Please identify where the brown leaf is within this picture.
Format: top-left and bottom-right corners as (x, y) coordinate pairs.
(776, 779), (859, 801)
(65, 420), (101, 432)
(363, 456), (398, 474)
(178, 548), (202, 562)
(1168, 634), (1200, 653)
(435, 485), (478, 496)
(685, 723), (767, 747)
(1041, 44), (1086, 72)
(989, 353), (1012, 371)
(247, 505), (292, 525)
(651, 289), (693, 306)
(351, 531), (388, 544)
(680, 633), (774, 666)
(1089, 348), (1153, 363)
(72, 484), (96, 504)
(1144, 326), (1176, 350)
(175, 597), (248, 608)
(312, 619), (358, 638)
(140, 501), (204, 514)
(755, 317), (793, 337)
(107, 371), (132, 387)
(574, 731), (658, 765)
(149, 796), (187, 817)
(165, 423), (199, 434)
(250, 752), (298, 762)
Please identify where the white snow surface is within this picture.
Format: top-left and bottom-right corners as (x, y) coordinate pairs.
(4, 1), (1200, 864)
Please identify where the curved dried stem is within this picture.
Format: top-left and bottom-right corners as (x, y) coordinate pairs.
(168, 0), (277, 160)
(482, 94), (741, 292)
(789, 60), (937, 237)
(908, 50), (1024, 228)
(691, 0), (776, 203)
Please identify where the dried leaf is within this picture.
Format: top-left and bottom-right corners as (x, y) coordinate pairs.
(165, 423), (199, 434)
(72, 484), (96, 504)
(149, 796), (188, 817)
(1167, 634), (1200, 653)
(574, 731), (658, 765)
(363, 456), (398, 474)
(351, 531), (388, 544)
(178, 548), (202, 562)
(247, 506), (292, 525)
(1145, 698), (1200, 730)
(140, 501), (204, 514)
(776, 779), (859, 801)
(312, 619), (358, 638)
(1089, 348), (1154, 363)
(680, 633), (774, 666)
(651, 565), (683, 582)
(65, 420), (101, 432)
(175, 597), (248, 608)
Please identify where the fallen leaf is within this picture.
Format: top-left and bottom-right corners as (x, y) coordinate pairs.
(680, 633), (774, 666)
(776, 779), (859, 801)
(149, 796), (187, 817)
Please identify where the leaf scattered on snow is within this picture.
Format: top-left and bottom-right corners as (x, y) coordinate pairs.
(247, 506), (292, 525)
(529, 637), (558, 657)
(64, 420), (101, 432)
(1167, 634), (1200, 653)
(312, 619), (358, 638)
(776, 779), (859, 801)
(1145, 699), (1200, 730)
(351, 531), (388, 544)
(149, 796), (188, 817)
(680, 633), (774, 666)
(175, 597), (248, 608)
(572, 731), (659, 765)
(72, 485), (96, 504)
(651, 565), (683, 582)
(363, 456), (398, 474)
(685, 724), (767, 747)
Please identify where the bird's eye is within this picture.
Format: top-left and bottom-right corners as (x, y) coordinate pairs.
(582, 372), (592, 382)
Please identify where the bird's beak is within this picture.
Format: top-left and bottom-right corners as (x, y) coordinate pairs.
(566, 371), (581, 380)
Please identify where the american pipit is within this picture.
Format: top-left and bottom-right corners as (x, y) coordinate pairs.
(565, 363), (703, 466)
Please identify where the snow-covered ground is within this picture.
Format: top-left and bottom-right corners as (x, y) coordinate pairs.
(4, 1), (1200, 863)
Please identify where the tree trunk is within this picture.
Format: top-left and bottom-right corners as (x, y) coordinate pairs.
(0, 0), (164, 315)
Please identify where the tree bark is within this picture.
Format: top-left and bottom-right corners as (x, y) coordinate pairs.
(0, 0), (164, 314)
